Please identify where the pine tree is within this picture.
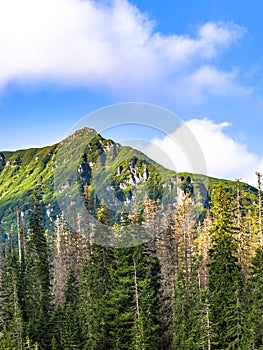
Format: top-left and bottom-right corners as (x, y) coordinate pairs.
(173, 268), (205, 349)
(245, 247), (263, 349)
(233, 180), (258, 279)
(50, 304), (64, 350)
(77, 200), (114, 349)
(61, 268), (80, 349)
(24, 191), (52, 349)
(16, 216), (27, 325)
(0, 233), (23, 349)
(120, 202), (161, 349)
(208, 186), (245, 349)
(104, 245), (135, 349)
(131, 242), (160, 350)
(77, 245), (115, 349)
(104, 241), (160, 349)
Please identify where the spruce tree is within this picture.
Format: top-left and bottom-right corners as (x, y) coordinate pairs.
(104, 245), (135, 349)
(24, 191), (52, 349)
(0, 235), (23, 349)
(104, 242), (160, 350)
(246, 247), (263, 349)
(77, 201), (114, 349)
(208, 186), (245, 349)
(77, 244), (115, 350)
(61, 268), (80, 349)
(172, 263), (210, 350)
(104, 240), (160, 349)
(131, 242), (160, 350)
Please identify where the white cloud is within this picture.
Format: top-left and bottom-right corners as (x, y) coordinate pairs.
(184, 66), (253, 102)
(153, 21), (244, 66)
(0, 0), (249, 101)
(142, 119), (263, 187)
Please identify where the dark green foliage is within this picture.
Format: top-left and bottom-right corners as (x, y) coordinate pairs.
(172, 265), (209, 350)
(61, 269), (80, 350)
(208, 187), (245, 349)
(77, 245), (115, 350)
(49, 305), (64, 350)
(24, 191), (52, 349)
(245, 247), (263, 349)
(105, 243), (161, 350)
(0, 239), (23, 349)
(173, 270), (195, 349)
(131, 242), (161, 350)
(178, 175), (194, 196)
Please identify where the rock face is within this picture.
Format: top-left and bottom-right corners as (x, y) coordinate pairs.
(0, 153), (5, 171)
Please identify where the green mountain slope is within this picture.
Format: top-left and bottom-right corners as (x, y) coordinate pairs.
(0, 127), (258, 234)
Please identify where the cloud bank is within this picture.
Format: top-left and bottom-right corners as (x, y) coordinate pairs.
(143, 119), (263, 187)
(0, 0), (250, 101)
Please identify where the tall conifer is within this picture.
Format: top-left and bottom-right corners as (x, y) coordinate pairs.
(24, 191), (52, 349)
(208, 186), (245, 349)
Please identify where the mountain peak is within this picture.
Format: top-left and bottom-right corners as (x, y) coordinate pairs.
(69, 127), (97, 138)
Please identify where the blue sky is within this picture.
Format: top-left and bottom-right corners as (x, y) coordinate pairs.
(1, 0), (263, 185)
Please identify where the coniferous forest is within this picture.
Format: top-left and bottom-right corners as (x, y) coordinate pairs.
(0, 183), (262, 350)
(2, 0), (263, 347)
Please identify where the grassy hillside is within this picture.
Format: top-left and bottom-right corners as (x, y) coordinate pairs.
(0, 127), (258, 235)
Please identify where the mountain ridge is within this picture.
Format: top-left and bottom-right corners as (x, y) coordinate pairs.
(0, 127), (258, 235)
